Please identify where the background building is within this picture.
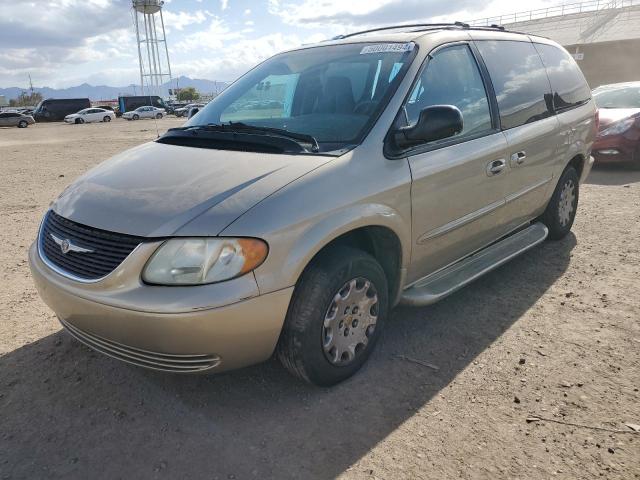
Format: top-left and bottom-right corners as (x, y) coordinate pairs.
(471, 0), (640, 88)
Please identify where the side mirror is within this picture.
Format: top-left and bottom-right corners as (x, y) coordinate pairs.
(393, 105), (463, 149)
(188, 107), (200, 119)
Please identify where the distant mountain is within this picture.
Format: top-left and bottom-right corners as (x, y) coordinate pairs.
(0, 76), (229, 101)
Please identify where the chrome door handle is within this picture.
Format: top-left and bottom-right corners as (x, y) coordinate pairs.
(510, 151), (527, 166)
(486, 159), (506, 176)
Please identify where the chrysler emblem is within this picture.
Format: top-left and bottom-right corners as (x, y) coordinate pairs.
(60, 239), (71, 254)
(50, 233), (94, 254)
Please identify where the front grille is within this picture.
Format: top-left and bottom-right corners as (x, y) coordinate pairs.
(60, 319), (221, 372)
(40, 210), (144, 281)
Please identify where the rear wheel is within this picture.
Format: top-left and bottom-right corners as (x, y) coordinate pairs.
(277, 246), (388, 386)
(103, 116), (111, 122)
(17, 120), (28, 128)
(540, 166), (579, 240)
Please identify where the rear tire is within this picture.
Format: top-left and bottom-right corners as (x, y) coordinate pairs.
(277, 246), (388, 386)
(18, 120), (28, 128)
(540, 166), (579, 240)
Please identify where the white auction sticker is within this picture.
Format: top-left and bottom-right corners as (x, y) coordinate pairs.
(360, 43), (415, 55)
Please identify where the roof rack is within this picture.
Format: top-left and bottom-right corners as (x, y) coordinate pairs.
(330, 22), (507, 40)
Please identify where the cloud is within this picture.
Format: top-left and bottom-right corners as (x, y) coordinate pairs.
(269, 0), (556, 28)
(162, 10), (207, 30)
(0, 0), (129, 49)
(172, 32), (305, 81)
(172, 18), (243, 53)
(0, 0), (561, 88)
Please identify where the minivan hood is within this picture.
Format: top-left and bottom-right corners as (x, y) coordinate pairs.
(598, 108), (640, 130)
(52, 142), (332, 237)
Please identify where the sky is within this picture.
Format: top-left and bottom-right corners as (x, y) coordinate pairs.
(0, 0), (560, 89)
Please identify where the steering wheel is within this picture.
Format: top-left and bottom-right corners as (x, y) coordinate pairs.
(353, 100), (377, 115)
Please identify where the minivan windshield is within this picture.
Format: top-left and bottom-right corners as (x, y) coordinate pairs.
(593, 86), (640, 109)
(182, 42), (417, 153)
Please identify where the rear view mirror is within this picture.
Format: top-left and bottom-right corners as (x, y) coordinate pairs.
(393, 105), (463, 149)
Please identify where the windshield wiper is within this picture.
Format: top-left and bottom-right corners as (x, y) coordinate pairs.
(158, 125), (315, 154)
(174, 122), (320, 153)
(227, 122), (320, 153)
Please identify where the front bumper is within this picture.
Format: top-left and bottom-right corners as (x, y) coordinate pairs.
(593, 135), (638, 164)
(29, 242), (293, 373)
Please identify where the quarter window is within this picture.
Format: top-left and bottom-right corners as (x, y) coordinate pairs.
(534, 43), (591, 112)
(405, 44), (492, 139)
(476, 40), (552, 130)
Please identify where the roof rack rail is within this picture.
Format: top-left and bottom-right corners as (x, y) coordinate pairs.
(330, 21), (506, 40)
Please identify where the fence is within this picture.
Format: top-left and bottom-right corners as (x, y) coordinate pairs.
(468, 0), (640, 26)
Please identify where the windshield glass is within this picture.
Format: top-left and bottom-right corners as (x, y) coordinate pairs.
(593, 86), (640, 108)
(184, 42), (417, 152)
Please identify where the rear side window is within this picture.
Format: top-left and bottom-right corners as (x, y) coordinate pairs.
(405, 44), (492, 138)
(476, 40), (552, 130)
(534, 43), (591, 112)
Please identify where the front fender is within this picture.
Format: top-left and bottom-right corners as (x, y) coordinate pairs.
(238, 202), (411, 296)
(221, 150), (413, 295)
(282, 202), (410, 288)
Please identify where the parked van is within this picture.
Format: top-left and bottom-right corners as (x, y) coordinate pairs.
(33, 98), (91, 122)
(30, 24), (596, 386)
(118, 95), (166, 116)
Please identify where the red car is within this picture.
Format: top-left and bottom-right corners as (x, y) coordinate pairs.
(592, 82), (640, 167)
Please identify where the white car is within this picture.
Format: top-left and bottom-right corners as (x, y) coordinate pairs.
(122, 106), (165, 120)
(64, 108), (115, 124)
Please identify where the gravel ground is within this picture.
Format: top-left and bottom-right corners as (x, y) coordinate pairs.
(1, 120), (639, 480)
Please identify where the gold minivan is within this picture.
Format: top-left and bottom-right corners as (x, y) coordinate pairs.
(30, 23), (596, 385)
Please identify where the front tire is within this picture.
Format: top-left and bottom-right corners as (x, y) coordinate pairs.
(155, 113), (162, 119)
(132, 114), (139, 120)
(75, 118), (84, 124)
(277, 246), (388, 386)
(103, 116), (111, 122)
(540, 166), (579, 240)
(18, 120), (28, 128)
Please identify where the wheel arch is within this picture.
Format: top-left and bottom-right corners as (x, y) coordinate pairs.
(312, 225), (404, 305)
(272, 204), (410, 307)
(567, 153), (586, 179)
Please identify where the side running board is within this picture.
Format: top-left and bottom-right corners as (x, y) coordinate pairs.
(400, 222), (548, 307)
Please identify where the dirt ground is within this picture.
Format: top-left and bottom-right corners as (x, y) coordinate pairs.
(1, 120), (639, 480)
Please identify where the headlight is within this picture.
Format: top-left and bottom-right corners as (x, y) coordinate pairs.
(142, 238), (268, 285)
(600, 117), (635, 136)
